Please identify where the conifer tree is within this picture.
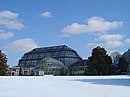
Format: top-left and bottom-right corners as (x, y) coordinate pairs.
(88, 46), (112, 75)
(0, 50), (8, 76)
(117, 57), (128, 73)
(19, 66), (23, 76)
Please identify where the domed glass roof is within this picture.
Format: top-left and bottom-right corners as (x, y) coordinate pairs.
(34, 56), (69, 75)
(18, 45), (82, 68)
(123, 49), (130, 56)
(40, 56), (64, 68)
(123, 49), (130, 63)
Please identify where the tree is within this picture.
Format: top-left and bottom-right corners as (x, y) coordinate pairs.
(19, 66), (23, 76)
(87, 46), (112, 75)
(0, 50), (8, 76)
(117, 57), (128, 73)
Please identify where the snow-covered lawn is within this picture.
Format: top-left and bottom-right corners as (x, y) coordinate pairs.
(0, 75), (130, 97)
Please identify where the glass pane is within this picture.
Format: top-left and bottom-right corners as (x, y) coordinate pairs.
(39, 53), (46, 58)
(32, 54), (39, 59)
(27, 54), (33, 59)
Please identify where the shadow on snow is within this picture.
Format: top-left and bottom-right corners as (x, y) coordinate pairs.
(72, 77), (130, 87)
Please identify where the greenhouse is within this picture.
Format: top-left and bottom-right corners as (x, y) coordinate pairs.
(34, 56), (69, 75)
(69, 60), (88, 75)
(18, 45), (82, 75)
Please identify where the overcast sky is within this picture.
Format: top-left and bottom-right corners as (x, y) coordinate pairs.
(0, 0), (130, 66)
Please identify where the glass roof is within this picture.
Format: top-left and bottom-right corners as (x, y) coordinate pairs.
(69, 60), (88, 67)
(20, 45), (82, 60)
(29, 45), (73, 53)
(40, 56), (64, 68)
(19, 45), (82, 67)
(123, 49), (130, 56)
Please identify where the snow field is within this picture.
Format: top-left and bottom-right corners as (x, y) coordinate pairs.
(0, 75), (130, 97)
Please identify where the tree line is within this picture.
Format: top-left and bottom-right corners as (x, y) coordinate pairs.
(0, 46), (129, 76)
(86, 46), (129, 75)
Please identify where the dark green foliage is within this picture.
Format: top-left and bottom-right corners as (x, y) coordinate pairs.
(110, 65), (120, 75)
(87, 46), (112, 75)
(19, 66), (23, 76)
(117, 57), (128, 73)
(0, 50), (8, 76)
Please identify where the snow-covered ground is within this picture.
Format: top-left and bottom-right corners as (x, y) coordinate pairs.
(0, 75), (130, 97)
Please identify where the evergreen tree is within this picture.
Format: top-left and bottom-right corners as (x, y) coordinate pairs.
(87, 46), (112, 75)
(19, 66), (23, 76)
(117, 57), (128, 73)
(0, 50), (8, 76)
